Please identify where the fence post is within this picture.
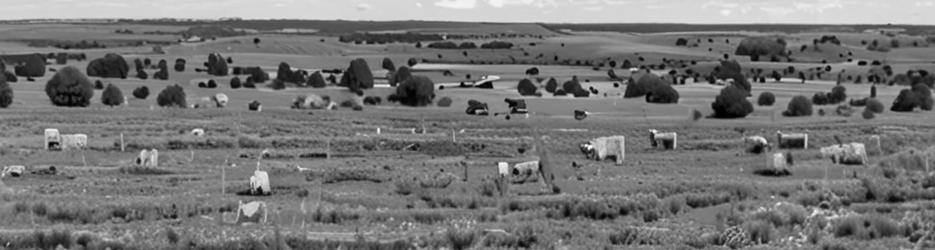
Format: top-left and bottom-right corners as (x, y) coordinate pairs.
(327, 140), (332, 160)
(120, 133), (125, 152)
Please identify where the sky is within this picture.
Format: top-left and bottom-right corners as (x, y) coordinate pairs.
(2, 0), (934, 25)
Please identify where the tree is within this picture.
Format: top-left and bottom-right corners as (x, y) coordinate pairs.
(207, 53), (229, 76)
(407, 58), (418, 67)
(157, 84), (186, 108)
(135, 58), (148, 80)
(230, 77), (242, 89)
(624, 74), (664, 98)
(517, 78), (538, 96)
(101, 83), (123, 106)
(757, 92), (775, 106)
(828, 85), (847, 104)
(396, 75), (435, 106)
(390, 66), (412, 87)
(174, 58), (186, 72)
(675, 38), (688, 46)
(783, 95), (813, 117)
(0, 74), (11, 108)
(276, 62), (305, 83)
(46, 66), (94, 107)
(711, 85), (754, 118)
(866, 98), (884, 113)
(914, 84), (933, 111)
(153, 60), (169, 80)
(382, 58), (395, 72)
(544, 78), (558, 93)
(308, 71), (326, 88)
(735, 37), (787, 60)
(253, 37), (261, 45)
(132, 86), (149, 99)
(562, 77), (583, 95)
(525, 67), (540, 76)
(339, 58), (374, 93)
(11, 53), (45, 77)
(86, 53), (129, 79)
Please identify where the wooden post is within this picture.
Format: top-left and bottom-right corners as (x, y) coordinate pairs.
(82, 151), (87, 167)
(120, 133), (125, 152)
(327, 140), (332, 160)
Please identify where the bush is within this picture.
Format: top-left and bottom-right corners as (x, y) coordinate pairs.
(445, 228), (477, 250)
(646, 84), (679, 104)
(244, 80), (256, 88)
(308, 71), (326, 88)
(735, 37), (787, 59)
(230, 77), (242, 89)
(381, 58), (395, 71)
(207, 79), (217, 88)
(340, 58), (374, 92)
(625, 74), (664, 98)
(153, 59), (168, 80)
(94, 80), (104, 90)
(829, 85), (847, 104)
(914, 84), (934, 110)
(783, 95), (813, 117)
(101, 83), (123, 106)
(517, 79), (538, 96)
(437, 97), (452, 107)
(892, 88), (921, 112)
(866, 98), (884, 113)
(757, 92), (775, 106)
(832, 214), (901, 240)
(157, 84), (187, 108)
(813, 92), (830, 105)
(132, 86), (149, 99)
(390, 66), (411, 87)
(544, 77), (558, 93)
(562, 77), (584, 95)
(396, 75), (435, 106)
(862, 109), (875, 119)
(711, 86), (754, 118)
(270, 79), (286, 90)
(0, 76), (9, 108)
(45, 66), (94, 107)
(86, 53), (129, 78)
(174, 58), (186, 72)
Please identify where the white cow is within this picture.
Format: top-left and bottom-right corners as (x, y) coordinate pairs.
(249, 170), (271, 195)
(212, 93), (229, 108)
(191, 128), (205, 137)
(770, 152), (793, 172)
(497, 162), (510, 177)
(61, 134), (88, 150)
(2, 166), (25, 177)
(820, 143), (868, 165)
(777, 131), (808, 149)
(649, 129), (677, 149)
(236, 200), (268, 224)
(510, 160), (541, 184)
(45, 129), (61, 150)
(136, 149), (159, 167)
(579, 136), (626, 164)
(744, 136), (770, 154)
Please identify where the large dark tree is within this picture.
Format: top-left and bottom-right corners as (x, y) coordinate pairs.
(46, 66), (94, 107)
(276, 62), (305, 83)
(207, 53), (228, 76)
(153, 59), (169, 80)
(396, 75), (435, 106)
(646, 84), (679, 104)
(157, 84), (187, 108)
(624, 74), (664, 98)
(735, 37), (787, 61)
(382, 58), (395, 72)
(544, 77), (558, 93)
(711, 85), (754, 118)
(86, 53), (129, 79)
(134, 58), (148, 80)
(101, 83), (123, 106)
(339, 58), (374, 93)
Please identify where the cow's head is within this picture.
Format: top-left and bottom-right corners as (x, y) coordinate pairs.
(648, 130), (658, 148)
(578, 142), (594, 158)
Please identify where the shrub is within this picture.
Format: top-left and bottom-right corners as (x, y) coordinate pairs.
(757, 92), (775, 106)
(445, 227), (477, 250)
(783, 95), (813, 117)
(625, 74), (664, 98)
(832, 214), (901, 240)
(711, 86), (754, 118)
(244, 80), (256, 88)
(270, 79), (286, 90)
(866, 98), (884, 113)
(862, 109), (875, 119)
(94, 80), (104, 90)
(207, 79), (217, 88)
(437, 97), (452, 107)
(153, 59), (169, 80)
(86, 53), (129, 78)
(308, 71), (326, 88)
(174, 58), (185, 72)
(829, 85), (847, 104)
(517, 79), (537, 96)
(0, 76), (11, 108)
(340, 58), (374, 92)
(646, 84), (679, 103)
(132, 86), (149, 99)
(813, 92), (830, 105)
(382, 58), (395, 71)
(396, 75), (435, 106)
(544, 78), (558, 93)
(735, 37), (787, 59)
(230, 77), (242, 89)
(157, 84), (186, 108)
(101, 83), (123, 106)
(45, 66), (94, 107)
(390, 66), (411, 87)
(891, 89), (920, 112)
(914, 84), (934, 110)
(744, 220), (776, 244)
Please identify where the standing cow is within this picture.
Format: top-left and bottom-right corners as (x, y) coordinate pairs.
(744, 136), (770, 154)
(649, 129), (677, 149)
(820, 143), (868, 165)
(579, 136), (625, 164)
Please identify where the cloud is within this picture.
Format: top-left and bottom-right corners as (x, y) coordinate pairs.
(416, 2), (423, 7)
(759, 6), (795, 16)
(484, 0), (557, 8)
(916, 1), (935, 6)
(356, 3), (373, 10)
(720, 9), (732, 16)
(792, 0), (844, 13)
(434, 0), (477, 9)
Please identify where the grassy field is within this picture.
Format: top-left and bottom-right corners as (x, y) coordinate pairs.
(1, 21), (935, 249)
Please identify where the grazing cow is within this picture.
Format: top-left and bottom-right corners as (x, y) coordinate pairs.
(574, 110), (588, 120)
(60, 134), (88, 150)
(248, 100), (262, 112)
(579, 136), (625, 165)
(744, 136), (770, 154)
(770, 152), (794, 172)
(136, 149), (159, 167)
(649, 129), (677, 149)
(212, 93), (229, 108)
(191, 128), (205, 137)
(497, 162), (510, 177)
(136, 149), (149, 166)
(249, 170), (271, 195)
(776, 131), (808, 149)
(510, 160), (540, 184)
(45, 128), (61, 151)
(2, 166), (25, 177)
(504, 98), (528, 114)
(235, 200), (268, 224)
(820, 143), (868, 165)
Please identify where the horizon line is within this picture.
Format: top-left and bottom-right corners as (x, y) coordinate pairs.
(0, 18), (932, 27)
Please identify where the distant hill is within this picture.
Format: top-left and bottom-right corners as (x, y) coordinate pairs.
(125, 19), (558, 36)
(542, 23), (935, 36)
